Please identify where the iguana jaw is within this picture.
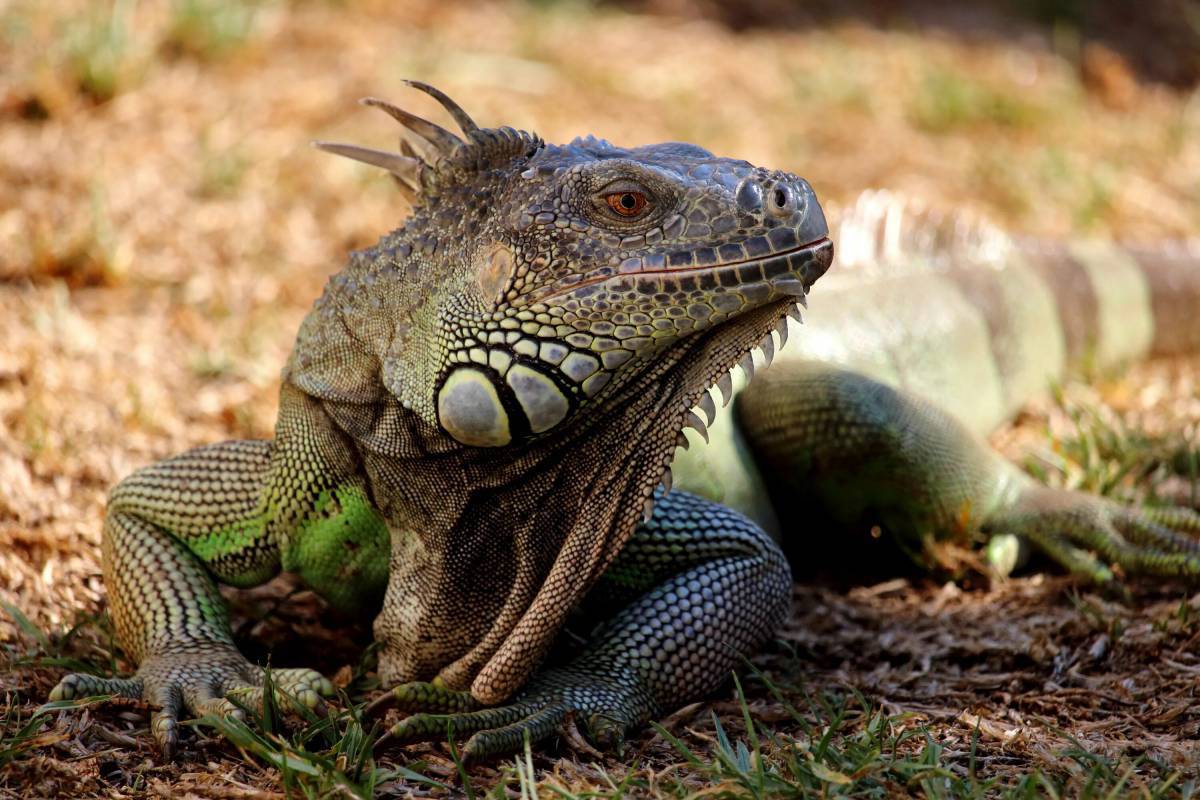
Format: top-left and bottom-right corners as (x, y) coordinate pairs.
(607, 233), (833, 405)
(533, 235), (832, 305)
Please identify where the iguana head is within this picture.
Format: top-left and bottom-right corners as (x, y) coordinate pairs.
(309, 82), (831, 701)
(316, 82), (831, 452)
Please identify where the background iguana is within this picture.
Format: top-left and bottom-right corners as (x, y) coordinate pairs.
(48, 83), (1200, 761)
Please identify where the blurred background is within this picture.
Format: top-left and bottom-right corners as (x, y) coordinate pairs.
(1, 0), (1199, 634)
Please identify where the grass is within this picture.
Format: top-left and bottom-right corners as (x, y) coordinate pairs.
(3, 661), (1194, 798)
(3, 0), (266, 117)
(23, 180), (132, 288)
(197, 136), (251, 198)
(195, 695), (418, 797)
(909, 68), (1041, 134)
(4, 568), (1200, 798)
(649, 676), (966, 798)
(162, 0), (264, 61)
(1022, 386), (1200, 507)
(60, 0), (140, 103)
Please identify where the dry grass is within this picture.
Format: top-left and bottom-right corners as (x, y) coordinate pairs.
(1, 0), (1199, 796)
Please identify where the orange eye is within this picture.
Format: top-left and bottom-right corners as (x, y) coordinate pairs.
(605, 191), (648, 217)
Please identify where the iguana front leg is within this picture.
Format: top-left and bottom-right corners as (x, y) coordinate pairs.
(50, 390), (390, 757)
(735, 361), (1200, 582)
(50, 440), (318, 757)
(369, 490), (791, 759)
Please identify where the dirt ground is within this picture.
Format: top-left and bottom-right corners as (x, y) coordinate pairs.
(2, 0), (1199, 796)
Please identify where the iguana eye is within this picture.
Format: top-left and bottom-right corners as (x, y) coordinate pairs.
(605, 191), (649, 218)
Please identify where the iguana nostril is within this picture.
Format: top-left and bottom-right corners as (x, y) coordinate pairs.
(766, 182), (798, 219)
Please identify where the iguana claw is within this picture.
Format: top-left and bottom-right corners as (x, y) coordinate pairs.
(49, 648), (334, 759)
(373, 672), (647, 761)
(986, 486), (1200, 583)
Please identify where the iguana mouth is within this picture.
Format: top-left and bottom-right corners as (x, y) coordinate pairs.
(645, 235), (833, 270)
(534, 236), (833, 305)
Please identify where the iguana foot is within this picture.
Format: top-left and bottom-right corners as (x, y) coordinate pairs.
(371, 670), (649, 761)
(986, 486), (1200, 583)
(50, 647), (334, 759)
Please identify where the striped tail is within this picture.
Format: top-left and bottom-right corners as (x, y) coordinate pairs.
(1020, 238), (1200, 365)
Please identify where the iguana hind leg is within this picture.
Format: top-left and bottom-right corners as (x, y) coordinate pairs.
(735, 360), (1200, 581)
(371, 489), (791, 759)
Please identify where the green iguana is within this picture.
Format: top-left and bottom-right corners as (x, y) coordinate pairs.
(49, 83), (1200, 760)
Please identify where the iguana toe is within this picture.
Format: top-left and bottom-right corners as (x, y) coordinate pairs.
(269, 667), (336, 712)
(50, 648), (335, 759)
(989, 487), (1200, 582)
(377, 703), (533, 748)
(48, 673), (144, 703)
(367, 680), (481, 716)
(147, 683), (185, 759)
(460, 704), (569, 761)
(374, 670), (645, 760)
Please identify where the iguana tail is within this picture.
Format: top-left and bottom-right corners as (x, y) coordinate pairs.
(1021, 237), (1200, 361)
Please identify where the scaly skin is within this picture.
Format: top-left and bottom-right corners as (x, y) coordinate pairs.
(51, 84), (1200, 760)
(52, 82), (829, 758)
(732, 362), (1200, 584)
